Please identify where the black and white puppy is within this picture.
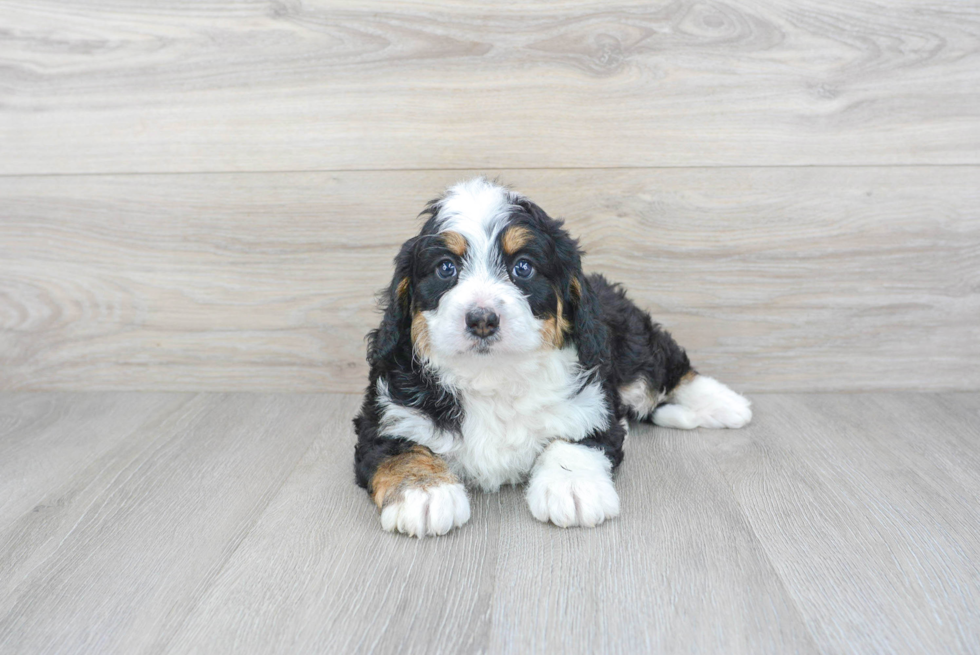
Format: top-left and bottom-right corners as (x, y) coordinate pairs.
(354, 178), (751, 537)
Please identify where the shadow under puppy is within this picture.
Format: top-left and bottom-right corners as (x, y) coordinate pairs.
(354, 177), (751, 537)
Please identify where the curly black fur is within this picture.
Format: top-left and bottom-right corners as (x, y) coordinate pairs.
(353, 188), (692, 492)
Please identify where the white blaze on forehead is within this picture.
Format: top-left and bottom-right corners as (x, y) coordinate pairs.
(424, 177), (541, 360)
(434, 178), (517, 276)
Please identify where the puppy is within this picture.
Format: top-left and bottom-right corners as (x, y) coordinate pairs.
(353, 177), (751, 537)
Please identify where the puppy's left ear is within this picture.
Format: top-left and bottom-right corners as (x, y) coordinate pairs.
(552, 230), (609, 375)
(568, 273), (609, 375)
(367, 237), (417, 367)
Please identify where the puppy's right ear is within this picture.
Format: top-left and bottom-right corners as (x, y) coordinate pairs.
(367, 237), (417, 367)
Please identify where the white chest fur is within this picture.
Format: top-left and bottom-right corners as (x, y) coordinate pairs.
(376, 348), (609, 491)
(414, 347), (609, 491)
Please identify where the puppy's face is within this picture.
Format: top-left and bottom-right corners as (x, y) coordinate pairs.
(395, 179), (579, 363)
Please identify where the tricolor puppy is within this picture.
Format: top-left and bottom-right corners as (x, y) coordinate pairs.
(354, 178), (751, 537)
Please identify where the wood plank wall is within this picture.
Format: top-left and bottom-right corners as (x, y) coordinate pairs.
(1, 1), (978, 392)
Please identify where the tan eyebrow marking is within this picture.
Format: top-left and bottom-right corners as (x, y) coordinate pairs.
(502, 225), (532, 255)
(441, 231), (467, 257)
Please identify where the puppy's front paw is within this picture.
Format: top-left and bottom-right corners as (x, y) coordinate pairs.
(371, 445), (469, 537)
(653, 374), (752, 429)
(380, 483), (471, 538)
(526, 441), (620, 528)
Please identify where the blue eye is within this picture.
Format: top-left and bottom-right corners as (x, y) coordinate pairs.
(512, 259), (534, 279)
(436, 260), (457, 279)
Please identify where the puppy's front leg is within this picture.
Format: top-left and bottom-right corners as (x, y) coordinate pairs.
(369, 445), (470, 538)
(526, 440), (621, 528)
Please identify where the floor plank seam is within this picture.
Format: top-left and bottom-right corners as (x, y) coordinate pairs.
(0, 394), (199, 536)
(0, 396), (205, 615)
(689, 421), (828, 654)
(158, 404), (329, 654)
(719, 475), (826, 654)
(4, 394), (979, 653)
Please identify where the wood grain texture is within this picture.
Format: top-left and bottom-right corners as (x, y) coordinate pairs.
(0, 393), (331, 654)
(703, 394), (980, 654)
(1, 392), (979, 654)
(165, 394), (503, 655)
(2, 0), (979, 174)
(172, 398), (819, 655)
(485, 441), (819, 654)
(2, 168), (977, 393)
(0, 392), (191, 527)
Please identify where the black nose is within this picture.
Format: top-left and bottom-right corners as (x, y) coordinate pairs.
(465, 308), (499, 338)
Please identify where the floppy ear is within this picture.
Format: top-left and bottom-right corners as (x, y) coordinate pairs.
(546, 222), (609, 374)
(569, 274), (609, 374)
(367, 237), (417, 367)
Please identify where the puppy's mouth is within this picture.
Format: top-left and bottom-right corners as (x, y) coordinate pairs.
(466, 334), (501, 355)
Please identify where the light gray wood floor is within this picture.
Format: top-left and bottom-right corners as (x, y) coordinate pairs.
(1, 392), (978, 654)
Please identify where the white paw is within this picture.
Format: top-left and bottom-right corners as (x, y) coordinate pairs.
(380, 483), (470, 538)
(526, 441), (620, 528)
(653, 375), (752, 429)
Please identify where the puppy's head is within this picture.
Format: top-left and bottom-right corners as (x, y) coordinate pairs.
(369, 178), (604, 369)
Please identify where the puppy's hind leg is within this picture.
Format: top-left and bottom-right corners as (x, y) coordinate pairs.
(652, 372), (752, 429)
